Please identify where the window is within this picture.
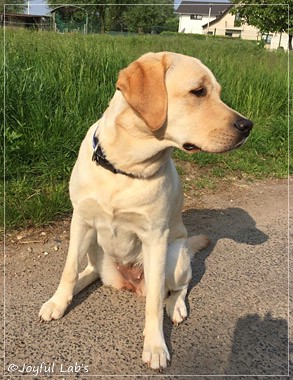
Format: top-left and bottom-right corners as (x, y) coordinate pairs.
(190, 14), (203, 20)
(262, 34), (272, 44)
(225, 30), (241, 38)
(234, 12), (242, 27)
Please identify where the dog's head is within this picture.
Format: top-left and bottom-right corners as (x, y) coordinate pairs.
(116, 52), (253, 154)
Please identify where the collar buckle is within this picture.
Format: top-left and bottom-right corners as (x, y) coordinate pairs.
(92, 143), (100, 165)
(92, 127), (132, 177)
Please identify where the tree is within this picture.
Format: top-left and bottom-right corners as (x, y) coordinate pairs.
(231, 0), (293, 50)
(47, 1), (177, 34)
(47, 0), (113, 33)
(0, 0), (26, 13)
(122, 0), (175, 34)
(105, 3), (131, 32)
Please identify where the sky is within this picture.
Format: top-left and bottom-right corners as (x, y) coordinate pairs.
(27, 0), (231, 16)
(27, 0), (50, 15)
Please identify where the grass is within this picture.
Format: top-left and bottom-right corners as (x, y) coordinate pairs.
(2, 29), (291, 228)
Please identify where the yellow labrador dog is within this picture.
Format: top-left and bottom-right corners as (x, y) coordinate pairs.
(39, 52), (253, 370)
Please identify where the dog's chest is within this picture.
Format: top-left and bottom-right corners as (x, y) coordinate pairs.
(99, 210), (145, 264)
(78, 198), (147, 264)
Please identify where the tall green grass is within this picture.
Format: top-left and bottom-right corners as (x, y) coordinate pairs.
(2, 29), (291, 228)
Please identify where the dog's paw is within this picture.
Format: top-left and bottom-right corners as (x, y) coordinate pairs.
(166, 295), (187, 325)
(142, 339), (170, 370)
(39, 297), (69, 321)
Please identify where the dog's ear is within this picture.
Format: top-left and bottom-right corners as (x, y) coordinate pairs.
(116, 54), (170, 131)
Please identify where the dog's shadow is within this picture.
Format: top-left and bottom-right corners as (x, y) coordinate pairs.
(163, 207), (269, 355)
(183, 207), (268, 290)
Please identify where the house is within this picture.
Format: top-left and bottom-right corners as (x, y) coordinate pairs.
(201, 9), (290, 50)
(0, 13), (51, 30)
(201, 7), (260, 40)
(176, 1), (288, 50)
(176, 1), (232, 34)
(270, 33), (289, 50)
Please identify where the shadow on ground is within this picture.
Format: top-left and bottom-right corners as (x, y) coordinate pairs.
(183, 207), (269, 289)
(181, 207), (289, 376)
(226, 313), (290, 376)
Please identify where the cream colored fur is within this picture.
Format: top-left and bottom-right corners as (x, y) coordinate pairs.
(39, 52), (251, 370)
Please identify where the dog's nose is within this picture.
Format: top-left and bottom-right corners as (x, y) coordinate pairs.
(234, 118), (253, 133)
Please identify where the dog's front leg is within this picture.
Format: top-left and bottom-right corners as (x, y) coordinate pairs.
(142, 232), (170, 370)
(39, 211), (94, 321)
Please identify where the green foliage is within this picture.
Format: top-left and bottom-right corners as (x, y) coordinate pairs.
(47, 1), (176, 33)
(231, 0), (293, 34)
(48, 0), (114, 33)
(122, 1), (176, 33)
(0, 0), (26, 13)
(2, 30), (290, 228)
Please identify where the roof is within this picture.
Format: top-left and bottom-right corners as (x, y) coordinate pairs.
(202, 6), (233, 28)
(176, 1), (232, 17)
(0, 13), (50, 19)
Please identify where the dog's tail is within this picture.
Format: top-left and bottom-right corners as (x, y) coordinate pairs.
(187, 235), (210, 255)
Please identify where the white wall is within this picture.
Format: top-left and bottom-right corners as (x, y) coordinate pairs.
(178, 14), (216, 34)
(270, 33), (289, 51)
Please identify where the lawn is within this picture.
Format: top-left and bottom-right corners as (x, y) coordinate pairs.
(2, 29), (291, 228)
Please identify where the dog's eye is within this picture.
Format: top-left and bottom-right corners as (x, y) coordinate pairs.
(190, 87), (207, 97)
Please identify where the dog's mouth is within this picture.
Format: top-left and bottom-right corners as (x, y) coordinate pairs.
(182, 143), (202, 152)
(183, 137), (248, 154)
(215, 137), (248, 153)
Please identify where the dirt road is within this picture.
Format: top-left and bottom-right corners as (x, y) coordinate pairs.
(2, 178), (292, 378)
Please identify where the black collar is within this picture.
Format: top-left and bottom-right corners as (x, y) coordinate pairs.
(92, 129), (130, 176)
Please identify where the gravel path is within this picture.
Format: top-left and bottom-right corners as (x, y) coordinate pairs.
(2, 178), (292, 378)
